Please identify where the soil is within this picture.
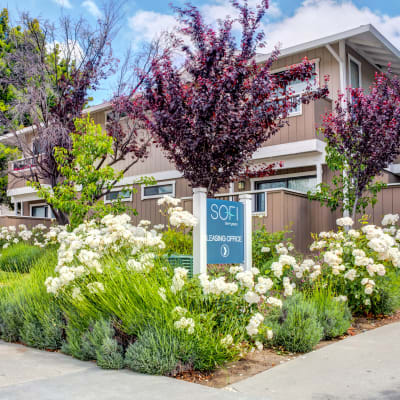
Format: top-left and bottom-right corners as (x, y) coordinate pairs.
(175, 309), (400, 388)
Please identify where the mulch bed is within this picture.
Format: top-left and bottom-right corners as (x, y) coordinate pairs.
(175, 310), (400, 388)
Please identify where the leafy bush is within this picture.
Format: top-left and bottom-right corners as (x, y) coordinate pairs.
(125, 325), (186, 375)
(0, 243), (44, 273)
(266, 293), (323, 353)
(252, 226), (293, 272)
(161, 230), (192, 256)
(0, 249), (63, 349)
(307, 286), (351, 339)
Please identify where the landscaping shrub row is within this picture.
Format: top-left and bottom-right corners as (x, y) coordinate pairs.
(0, 201), (399, 375)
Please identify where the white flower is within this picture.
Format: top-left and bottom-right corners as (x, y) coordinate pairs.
(221, 335), (233, 346)
(235, 271), (254, 288)
(87, 282), (104, 294)
(266, 329), (274, 340)
(244, 291), (260, 305)
(270, 262), (283, 278)
(251, 267), (260, 275)
(173, 306), (188, 315)
(255, 341), (263, 351)
(344, 269), (357, 281)
(382, 214), (399, 226)
(71, 287), (83, 300)
(266, 297), (283, 308)
(261, 247), (270, 253)
(229, 266), (244, 274)
(246, 313), (264, 336)
(255, 277), (273, 294)
(336, 217), (354, 227)
(333, 295), (348, 302)
(174, 317), (195, 334)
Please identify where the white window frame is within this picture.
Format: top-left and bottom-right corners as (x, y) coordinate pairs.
(104, 188), (133, 204)
(30, 203), (52, 219)
(141, 180), (176, 200)
(348, 54), (362, 88)
(270, 58), (320, 118)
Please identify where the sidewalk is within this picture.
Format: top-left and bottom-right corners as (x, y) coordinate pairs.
(0, 341), (260, 400)
(230, 321), (400, 400)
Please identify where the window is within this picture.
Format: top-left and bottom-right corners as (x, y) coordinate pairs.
(349, 56), (361, 88)
(270, 62), (318, 117)
(31, 204), (49, 218)
(142, 182), (175, 199)
(104, 189), (132, 203)
(254, 175), (317, 212)
(15, 202), (22, 216)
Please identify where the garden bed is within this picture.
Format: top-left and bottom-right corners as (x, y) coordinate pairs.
(176, 309), (400, 388)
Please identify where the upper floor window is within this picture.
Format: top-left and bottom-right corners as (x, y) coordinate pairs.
(142, 182), (175, 200)
(349, 56), (361, 88)
(270, 61), (319, 117)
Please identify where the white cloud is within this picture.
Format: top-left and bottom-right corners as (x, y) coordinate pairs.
(129, 0), (281, 43)
(52, 0), (73, 8)
(129, 11), (177, 42)
(82, 0), (103, 19)
(262, 0), (400, 52)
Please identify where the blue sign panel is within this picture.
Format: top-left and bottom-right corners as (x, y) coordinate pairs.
(207, 199), (244, 264)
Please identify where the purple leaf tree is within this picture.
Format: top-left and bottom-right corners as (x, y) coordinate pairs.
(310, 67), (400, 219)
(130, 0), (328, 195)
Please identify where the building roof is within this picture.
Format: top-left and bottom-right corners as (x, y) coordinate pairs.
(256, 24), (400, 75)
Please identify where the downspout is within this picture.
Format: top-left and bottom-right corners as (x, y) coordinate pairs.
(325, 40), (350, 218)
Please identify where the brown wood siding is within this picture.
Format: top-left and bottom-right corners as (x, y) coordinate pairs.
(263, 98), (332, 147)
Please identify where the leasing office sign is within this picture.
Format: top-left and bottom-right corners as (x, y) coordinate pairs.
(206, 198), (244, 264)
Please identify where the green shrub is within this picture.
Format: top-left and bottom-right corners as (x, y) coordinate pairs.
(63, 318), (124, 369)
(0, 248), (64, 349)
(0, 300), (24, 342)
(307, 287), (352, 339)
(266, 293), (323, 353)
(96, 337), (124, 369)
(0, 243), (44, 273)
(161, 230), (192, 256)
(370, 286), (398, 316)
(125, 325), (187, 375)
(252, 226), (292, 272)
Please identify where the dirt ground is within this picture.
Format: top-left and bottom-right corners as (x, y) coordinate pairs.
(175, 309), (400, 388)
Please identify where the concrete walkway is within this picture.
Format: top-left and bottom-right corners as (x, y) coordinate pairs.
(1, 322), (400, 400)
(230, 321), (400, 400)
(0, 341), (260, 400)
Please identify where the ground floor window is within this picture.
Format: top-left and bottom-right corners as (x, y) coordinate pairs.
(254, 175), (317, 212)
(142, 182), (175, 199)
(31, 204), (51, 218)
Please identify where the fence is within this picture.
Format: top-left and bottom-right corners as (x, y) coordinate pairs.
(0, 215), (55, 229)
(180, 184), (400, 254)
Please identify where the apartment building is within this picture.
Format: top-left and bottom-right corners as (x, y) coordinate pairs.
(2, 24), (400, 251)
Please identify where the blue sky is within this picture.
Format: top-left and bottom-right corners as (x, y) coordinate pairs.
(4, 0), (400, 104)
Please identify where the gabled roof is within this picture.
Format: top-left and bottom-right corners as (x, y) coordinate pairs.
(256, 24), (400, 75)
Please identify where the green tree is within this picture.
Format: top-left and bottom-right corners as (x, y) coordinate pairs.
(30, 116), (155, 227)
(0, 143), (19, 205)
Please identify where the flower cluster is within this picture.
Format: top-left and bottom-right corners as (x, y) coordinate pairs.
(308, 214), (400, 312)
(0, 223), (56, 249)
(158, 195), (198, 229)
(45, 214), (165, 295)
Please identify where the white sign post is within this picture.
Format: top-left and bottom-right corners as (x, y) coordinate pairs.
(192, 187), (253, 275)
(193, 187), (208, 275)
(239, 194), (252, 271)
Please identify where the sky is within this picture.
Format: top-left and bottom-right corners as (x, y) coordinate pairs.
(4, 0), (400, 104)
